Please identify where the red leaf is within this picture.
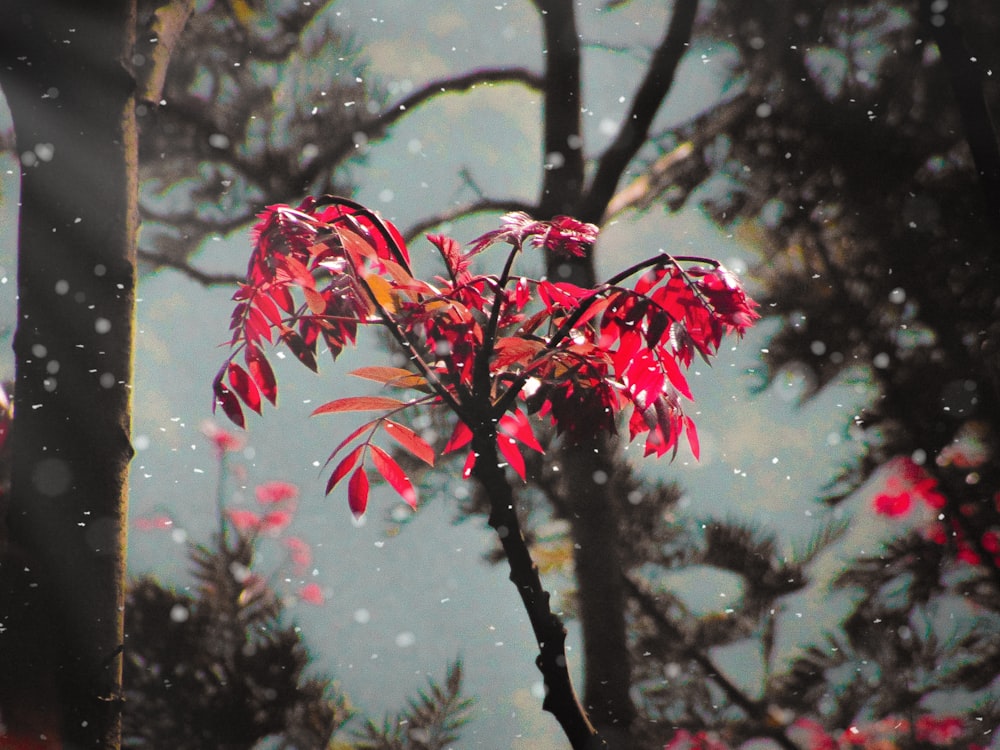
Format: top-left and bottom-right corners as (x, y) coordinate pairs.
(461, 449), (476, 478)
(370, 444), (418, 509)
(349, 366), (427, 389)
(383, 419), (435, 466)
(254, 292), (285, 327)
(497, 434), (527, 481)
(311, 395), (406, 416)
(684, 416), (700, 460)
(348, 466), (369, 518)
(282, 331), (319, 372)
(499, 409), (544, 453)
(324, 421), (377, 467)
(228, 362), (262, 414)
(660, 350), (694, 400)
(303, 286), (328, 314)
(245, 347), (277, 405)
(443, 421), (473, 453)
(327, 444), (364, 495)
(492, 337), (545, 369)
(246, 305), (273, 344)
(279, 253), (316, 289)
(213, 375), (245, 428)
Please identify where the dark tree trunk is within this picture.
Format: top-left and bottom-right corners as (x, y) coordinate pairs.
(0, 2), (138, 747)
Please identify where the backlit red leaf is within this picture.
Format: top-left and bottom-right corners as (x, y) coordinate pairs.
(213, 375), (245, 428)
(383, 419), (435, 466)
(327, 444), (364, 495)
(348, 466), (369, 518)
(311, 396), (406, 415)
(499, 409), (544, 453)
(498, 434), (527, 481)
(245, 347), (277, 405)
(370, 444), (418, 509)
(349, 366), (427, 389)
(228, 362), (262, 414)
(443, 421), (473, 453)
(684, 415), (700, 460)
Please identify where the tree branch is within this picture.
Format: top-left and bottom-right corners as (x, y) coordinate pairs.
(578, 0), (699, 224)
(401, 197), (538, 244)
(299, 68), (543, 192)
(137, 248), (242, 286)
(470, 430), (602, 749)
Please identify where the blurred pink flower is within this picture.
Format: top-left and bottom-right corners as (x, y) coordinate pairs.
(133, 514), (174, 531)
(298, 582), (324, 605)
(260, 509), (294, 535)
(283, 536), (312, 572)
(255, 480), (299, 504)
(227, 508), (262, 534)
(201, 420), (246, 457)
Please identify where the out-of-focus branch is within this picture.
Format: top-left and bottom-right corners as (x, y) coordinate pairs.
(919, 0), (1000, 232)
(137, 248), (242, 286)
(137, 0), (197, 104)
(578, 0), (699, 224)
(300, 68), (543, 192)
(624, 576), (800, 750)
(402, 198), (537, 244)
(603, 92), (753, 221)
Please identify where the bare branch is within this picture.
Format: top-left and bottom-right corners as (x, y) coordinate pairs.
(603, 92), (753, 221)
(578, 0), (699, 223)
(299, 68), (543, 191)
(401, 197), (537, 244)
(137, 248), (242, 287)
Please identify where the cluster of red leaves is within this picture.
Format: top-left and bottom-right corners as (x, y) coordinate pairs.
(789, 715), (978, 749)
(663, 715), (979, 750)
(873, 455), (1000, 568)
(215, 195), (759, 517)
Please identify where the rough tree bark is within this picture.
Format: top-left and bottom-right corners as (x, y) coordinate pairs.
(0, 2), (138, 747)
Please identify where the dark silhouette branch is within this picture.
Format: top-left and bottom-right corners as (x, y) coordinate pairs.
(578, 0), (699, 224)
(299, 67), (544, 192)
(402, 198), (538, 244)
(470, 430), (602, 749)
(137, 248), (242, 286)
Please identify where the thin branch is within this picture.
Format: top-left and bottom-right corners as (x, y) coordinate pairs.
(603, 92), (753, 221)
(137, 248), (242, 286)
(578, 0), (699, 224)
(300, 68), (543, 191)
(402, 198), (537, 244)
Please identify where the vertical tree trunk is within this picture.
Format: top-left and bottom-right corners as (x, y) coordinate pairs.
(0, 2), (138, 747)
(533, 2), (637, 743)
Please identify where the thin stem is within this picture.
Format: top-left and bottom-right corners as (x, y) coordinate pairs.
(473, 242), (522, 399)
